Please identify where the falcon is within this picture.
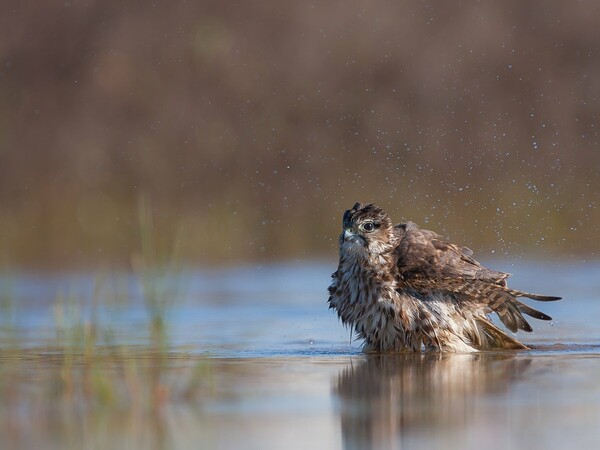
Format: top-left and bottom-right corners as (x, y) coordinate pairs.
(327, 202), (562, 352)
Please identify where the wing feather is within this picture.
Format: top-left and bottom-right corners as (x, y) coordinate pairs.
(395, 223), (508, 284)
(395, 223), (561, 334)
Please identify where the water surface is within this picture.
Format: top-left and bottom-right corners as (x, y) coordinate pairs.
(0, 261), (599, 449)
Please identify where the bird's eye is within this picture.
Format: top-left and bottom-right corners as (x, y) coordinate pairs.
(362, 222), (375, 232)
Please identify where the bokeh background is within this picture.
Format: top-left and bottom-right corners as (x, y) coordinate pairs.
(1, 0), (599, 268)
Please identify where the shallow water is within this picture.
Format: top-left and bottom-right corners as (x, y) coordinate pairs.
(1, 260), (599, 449)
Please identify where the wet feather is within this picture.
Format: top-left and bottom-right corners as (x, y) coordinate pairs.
(328, 202), (562, 353)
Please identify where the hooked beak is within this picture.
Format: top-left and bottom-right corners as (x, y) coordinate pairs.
(342, 228), (366, 247)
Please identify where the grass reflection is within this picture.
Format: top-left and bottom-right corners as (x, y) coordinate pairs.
(0, 199), (213, 449)
(0, 345), (214, 449)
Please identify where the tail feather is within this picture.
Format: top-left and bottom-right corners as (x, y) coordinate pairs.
(475, 318), (529, 350)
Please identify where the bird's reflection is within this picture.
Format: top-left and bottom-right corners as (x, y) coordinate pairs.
(334, 352), (531, 450)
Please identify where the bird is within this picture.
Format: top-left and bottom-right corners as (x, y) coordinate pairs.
(327, 202), (562, 352)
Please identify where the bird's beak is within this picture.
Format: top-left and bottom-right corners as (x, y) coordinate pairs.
(344, 228), (354, 240)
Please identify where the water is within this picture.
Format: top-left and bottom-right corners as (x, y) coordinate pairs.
(1, 260), (599, 449)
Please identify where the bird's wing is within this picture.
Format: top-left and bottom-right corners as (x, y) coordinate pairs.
(394, 222), (561, 333)
(394, 222), (509, 284)
(407, 276), (560, 332)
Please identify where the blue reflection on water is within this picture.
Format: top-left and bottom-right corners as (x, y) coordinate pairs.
(1, 260), (599, 354)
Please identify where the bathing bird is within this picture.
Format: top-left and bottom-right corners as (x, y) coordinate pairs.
(328, 202), (561, 352)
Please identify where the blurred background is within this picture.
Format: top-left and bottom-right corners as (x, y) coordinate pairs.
(1, 0), (599, 268)
(2, 4), (600, 448)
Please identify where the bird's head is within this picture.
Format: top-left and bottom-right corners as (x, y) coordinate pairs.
(340, 202), (394, 256)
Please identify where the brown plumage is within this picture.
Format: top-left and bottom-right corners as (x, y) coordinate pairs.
(327, 202), (562, 352)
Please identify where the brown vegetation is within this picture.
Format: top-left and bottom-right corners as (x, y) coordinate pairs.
(1, 1), (599, 267)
